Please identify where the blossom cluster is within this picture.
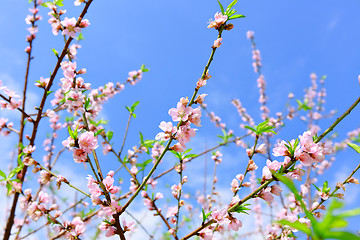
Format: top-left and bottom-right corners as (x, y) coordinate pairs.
(62, 130), (98, 163)
(156, 97), (203, 151)
(207, 12), (228, 29)
(0, 80), (23, 111)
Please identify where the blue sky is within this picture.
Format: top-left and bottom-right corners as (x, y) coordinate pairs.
(1, 0), (360, 239)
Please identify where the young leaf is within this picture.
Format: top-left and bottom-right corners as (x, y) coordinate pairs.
(226, 0), (238, 12)
(244, 125), (256, 133)
(277, 220), (312, 235)
(228, 14), (246, 20)
(217, 0), (225, 14)
(348, 143), (360, 154)
(0, 170), (6, 179)
(131, 101), (140, 111)
(323, 231), (360, 240)
(55, 0), (64, 6)
(184, 154), (198, 159)
(139, 132), (144, 144)
(94, 129), (104, 137)
(140, 64), (149, 72)
(312, 183), (321, 192)
(230, 203), (251, 214)
(76, 32), (84, 41)
(51, 48), (59, 57)
(201, 208), (206, 222)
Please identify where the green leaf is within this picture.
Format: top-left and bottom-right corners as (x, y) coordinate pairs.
(184, 154), (198, 159)
(244, 125), (256, 133)
(337, 208), (360, 219)
(76, 32), (84, 41)
(68, 126), (75, 140)
(55, 0), (64, 6)
(132, 113), (137, 118)
(328, 218), (348, 229)
(51, 48), (59, 57)
(217, 0), (225, 14)
(65, 116), (75, 122)
(183, 149), (192, 155)
(94, 129), (104, 137)
(230, 203), (251, 214)
(131, 101), (140, 111)
(46, 90), (54, 96)
(277, 220), (312, 235)
(323, 231), (360, 240)
(228, 14), (246, 20)
(105, 130), (113, 142)
(226, 0), (238, 12)
(125, 106), (131, 112)
(6, 182), (12, 195)
(0, 170), (6, 179)
(348, 143), (360, 154)
(84, 97), (91, 110)
(201, 208), (206, 222)
(312, 183), (321, 192)
(41, 1), (52, 7)
(139, 132), (144, 144)
(8, 165), (24, 179)
(140, 64), (149, 72)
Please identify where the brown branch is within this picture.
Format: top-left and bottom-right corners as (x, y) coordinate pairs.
(3, 2), (94, 239)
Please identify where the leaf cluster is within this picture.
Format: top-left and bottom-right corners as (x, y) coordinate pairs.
(217, 0), (246, 20)
(245, 120), (276, 136)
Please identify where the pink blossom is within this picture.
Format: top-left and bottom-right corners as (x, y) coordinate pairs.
(188, 107), (202, 126)
(270, 184), (282, 196)
(35, 77), (49, 88)
(171, 142), (185, 152)
(213, 38), (223, 48)
(79, 19), (90, 28)
(259, 187), (274, 203)
(40, 171), (52, 184)
(62, 136), (75, 148)
(155, 121), (176, 141)
(122, 218), (135, 232)
(87, 175), (102, 198)
(256, 143), (267, 154)
(246, 30), (254, 39)
(166, 206), (178, 218)
(101, 199), (121, 216)
(228, 217), (242, 231)
(155, 192), (163, 200)
(286, 167), (305, 181)
(99, 220), (116, 237)
(102, 176), (119, 194)
(73, 148), (87, 163)
(176, 122), (197, 147)
(74, 0), (85, 6)
(61, 17), (81, 38)
(168, 101), (193, 122)
(23, 145), (36, 154)
(236, 174), (244, 181)
(231, 179), (239, 193)
(273, 140), (291, 157)
(103, 144), (112, 155)
(208, 12), (228, 29)
(211, 208), (230, 225)
(78, 131), (98, 153)
(195, 93), (207, 104)
(267, 159), (282, 171)
(199, 227), (213, 240)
